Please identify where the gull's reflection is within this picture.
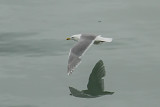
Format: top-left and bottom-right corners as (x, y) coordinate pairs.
(69, 60), (114, 98)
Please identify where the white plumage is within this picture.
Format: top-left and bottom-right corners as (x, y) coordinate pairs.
(66, 34), (112, 75)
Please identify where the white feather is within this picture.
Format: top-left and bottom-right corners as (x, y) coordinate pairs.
(95, 35), (112, 42)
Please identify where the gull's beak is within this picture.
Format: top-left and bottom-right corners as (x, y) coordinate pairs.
(66, 38), (71, 40)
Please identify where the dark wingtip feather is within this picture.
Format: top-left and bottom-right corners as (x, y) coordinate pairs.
(91, 60), (105, 79)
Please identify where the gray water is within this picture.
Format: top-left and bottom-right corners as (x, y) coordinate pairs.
(0, 0), (160, 107)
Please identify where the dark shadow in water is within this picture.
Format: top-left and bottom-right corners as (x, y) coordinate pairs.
(69, 60), (114, 98)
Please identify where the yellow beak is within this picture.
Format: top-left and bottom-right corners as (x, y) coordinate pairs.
(66, 38), (71, 40)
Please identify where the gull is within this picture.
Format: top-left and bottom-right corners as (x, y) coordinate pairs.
(66, 34), (112, 75)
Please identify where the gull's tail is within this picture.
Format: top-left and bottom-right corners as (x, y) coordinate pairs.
(96, 36), (113, 42)
(102, 37), (112, 42)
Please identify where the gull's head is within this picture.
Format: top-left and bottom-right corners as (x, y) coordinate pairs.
(66, 34), (81, 41)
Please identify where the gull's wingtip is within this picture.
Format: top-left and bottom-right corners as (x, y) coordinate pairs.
(67, 72), (71, 76)
(98, 59), (103, 63)
(67, 70), (73, 76)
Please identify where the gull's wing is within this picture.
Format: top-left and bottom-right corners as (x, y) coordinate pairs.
(67, 36), (96, 75)
(87, 60), (106, 92)
(69, 87), (95, 98)
(69, 87), (82, 96)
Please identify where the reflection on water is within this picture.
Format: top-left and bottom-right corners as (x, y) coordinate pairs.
(69, 60), (114, 98)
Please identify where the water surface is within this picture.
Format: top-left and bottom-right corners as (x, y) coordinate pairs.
(0, 0), (160, 107)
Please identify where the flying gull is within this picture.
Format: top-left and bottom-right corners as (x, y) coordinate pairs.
(66, 34), (112, 75)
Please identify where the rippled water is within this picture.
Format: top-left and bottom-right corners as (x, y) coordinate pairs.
(0, 0), (160, 107)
